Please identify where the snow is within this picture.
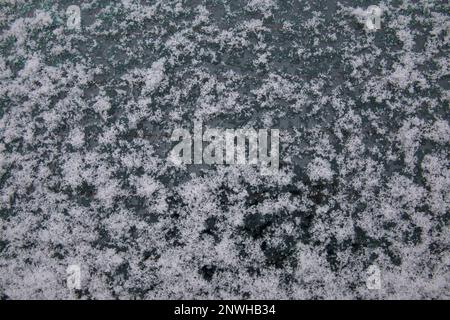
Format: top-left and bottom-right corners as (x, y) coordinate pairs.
(0, 0), (448, 300)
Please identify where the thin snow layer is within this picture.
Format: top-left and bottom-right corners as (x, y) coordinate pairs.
(0, 1), (449, 300)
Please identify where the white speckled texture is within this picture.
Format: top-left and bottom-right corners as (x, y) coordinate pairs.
(0, 0), (448, 299)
